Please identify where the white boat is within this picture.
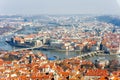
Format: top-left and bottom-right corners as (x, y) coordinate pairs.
(117, 54), (120, 57)
(96, 57), (106, 61)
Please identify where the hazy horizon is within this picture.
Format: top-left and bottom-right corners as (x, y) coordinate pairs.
(0, 0), (120, 15)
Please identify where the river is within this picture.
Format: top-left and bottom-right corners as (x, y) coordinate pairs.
(0, 26), (120, 62)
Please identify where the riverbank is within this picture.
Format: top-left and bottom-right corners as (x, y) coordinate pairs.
(97, 53), (120, 56)
(2, 26), (22, 36)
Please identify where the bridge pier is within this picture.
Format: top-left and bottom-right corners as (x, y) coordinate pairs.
(78, 50), (104, 59)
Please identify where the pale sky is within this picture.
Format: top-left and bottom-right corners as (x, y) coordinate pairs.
(0, 0), (120, 15)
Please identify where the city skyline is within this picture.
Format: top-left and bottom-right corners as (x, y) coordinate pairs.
(0, 0), (120, 15)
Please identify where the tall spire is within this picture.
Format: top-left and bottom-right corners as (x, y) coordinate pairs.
(117, 44), (120, 54)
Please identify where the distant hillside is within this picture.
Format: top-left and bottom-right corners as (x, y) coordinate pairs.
(96, 15), (120, 27)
